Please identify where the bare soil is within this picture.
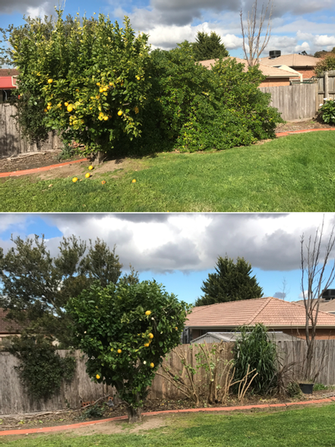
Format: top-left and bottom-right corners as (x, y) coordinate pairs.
(1, 390), (334, 433)
(1, 120), (334, 176)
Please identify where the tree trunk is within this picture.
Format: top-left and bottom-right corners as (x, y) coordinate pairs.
(126, 406), (143, 423)
(94, 150), (105, 164)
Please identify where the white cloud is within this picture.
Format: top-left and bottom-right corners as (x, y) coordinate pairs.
(1, 213), (333, 275)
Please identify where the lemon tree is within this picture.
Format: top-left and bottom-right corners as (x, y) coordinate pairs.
(6, 9), (151, 158)
(66, 280), (191, 423)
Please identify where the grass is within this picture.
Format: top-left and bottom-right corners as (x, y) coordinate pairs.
(1, 404), (335, 446)
(1, 131), (335, 211)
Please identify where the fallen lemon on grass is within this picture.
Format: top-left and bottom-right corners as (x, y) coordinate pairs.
(85, 173), (91, 178)
(88, 165), (94, 170)
(132, 179), (136, 183)
(101, 180), (106, 185)
(72, 177), (78, 183)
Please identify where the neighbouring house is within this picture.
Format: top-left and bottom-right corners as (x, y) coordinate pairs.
(0, 68), (19, 103)
(259, 53), (322, 80)
(191, 331), (300, 344)
(198, 57), (301, 87)
(182, 297), (335, 344)
(295, 289), (335, 316)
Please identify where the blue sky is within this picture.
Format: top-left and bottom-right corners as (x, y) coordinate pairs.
(1, 0), (335, 57)
(1, 213), (335, 305)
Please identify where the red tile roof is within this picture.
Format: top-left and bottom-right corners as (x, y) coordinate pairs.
(0, 76), (17, 89)
(0, 68), (19, 76)
(186, 297), (335, 329)
(0, 309), (22, 334)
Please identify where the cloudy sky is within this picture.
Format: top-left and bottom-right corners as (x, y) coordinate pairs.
(0, 0), (335, 57)
(1, 212), (335, 304)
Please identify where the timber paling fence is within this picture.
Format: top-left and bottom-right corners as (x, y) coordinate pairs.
(0, 103), (61, 159)
(1, 339), (335, 416)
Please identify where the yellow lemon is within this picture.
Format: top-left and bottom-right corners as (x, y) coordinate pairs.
(144, 343), (149, 347)
(96, 374), (100, 379)
(96, 82), (100, 86)
(101, 180), (106, 185)
(132, 179), (136, 183)
(88, 165), (94, 170)
(110, 348), (113, 351)
(117, 349), (122, 354)
(149, 333), (154, 339)
(103, 116), (108, 121)
(175, 327), (178, 330)
(67, 105), (73, 112)
(47, 79), (53, 84)
(72, 177), (78, 183)
(85, 173), (91, 178)
(150, 363), (154, 368)
(64, 102), (68, 106)
(117, 110), (123, 116)
(145, 310), (151, 316)
(136, 75), (140, 80)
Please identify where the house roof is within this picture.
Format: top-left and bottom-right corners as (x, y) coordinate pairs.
(0, 68), (19, 76)
(186, 297), (335, 329)
(198, 57), (300, 78)
(294, 299), (335, 314)
(0, 309), (22, 334)
(0, 76), (17, 89)
(259, 54), (321, 67)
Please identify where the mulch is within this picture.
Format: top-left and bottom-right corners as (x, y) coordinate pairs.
(1, 120), (334, 175)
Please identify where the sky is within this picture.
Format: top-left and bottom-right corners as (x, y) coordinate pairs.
(1, 212), (335, 305)
(0, 0), (335, 58)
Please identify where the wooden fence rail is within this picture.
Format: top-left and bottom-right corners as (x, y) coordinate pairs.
(0, 103), (61, 159)
(1, 339), (335, 415)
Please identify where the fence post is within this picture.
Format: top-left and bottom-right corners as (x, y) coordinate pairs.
(325, 72), (329, 100)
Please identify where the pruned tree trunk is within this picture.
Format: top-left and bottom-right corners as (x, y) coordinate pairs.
(126, 406), (143, 423)
(94, 150), (106, 165)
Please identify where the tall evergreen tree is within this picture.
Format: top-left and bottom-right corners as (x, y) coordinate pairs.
(0, 235), (138, 346)
(195, 256), (263, 306)
(192, 31), (229, 61)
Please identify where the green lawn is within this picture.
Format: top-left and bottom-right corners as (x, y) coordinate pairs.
(1, 404), (335, 446)
(1, 131), (335, 212)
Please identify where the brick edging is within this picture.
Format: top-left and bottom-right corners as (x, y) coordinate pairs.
(276, 128), (335, 137)
(0, 158), (88, 178)
(1, 396), (335, 436)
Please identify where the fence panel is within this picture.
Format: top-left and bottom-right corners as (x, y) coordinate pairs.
(259, 84), (317, 121)
(0, 103), (61, 159)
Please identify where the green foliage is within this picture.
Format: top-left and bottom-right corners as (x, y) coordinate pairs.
(3, 10), (151, 156)
(0, 235), (132, 346)
(318, 99), (335, 125)
(315, 55), (335, 75)
(196, 256), (263, 306)
(66, 280), (191, 412)
(191, 31), (229, 61)
(313, 383), (328, 391)
(81, 403), (106, 419)
(8, 335), (76, 401)
(233, 324), (278, 395)
(286, 381), (302, 397)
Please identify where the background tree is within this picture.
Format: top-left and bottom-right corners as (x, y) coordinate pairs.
(195, 256), (263, 306)
(0, 234), (136, 346)
(315, 55), (335, 76)
(66, 280), (190, 422)
(191, 31), (229, 61)
(1, 10), (151, 161)
(300, 218), (335, 380)
(240, 0), (273, 66)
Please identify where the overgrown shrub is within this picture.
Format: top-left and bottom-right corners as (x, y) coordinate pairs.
(9, 335), (76, 401)
(318, 99), (335, 125)
(233, 324), (278, 395)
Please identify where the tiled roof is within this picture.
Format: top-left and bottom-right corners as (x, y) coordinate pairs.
(186, 297), (335, 329)
(198, 57), (299, 78)
(0, 309), (22, 334)
(0, 68), (19, 76)
(0, 76), (17, 89)
(259, 54), (321, 67)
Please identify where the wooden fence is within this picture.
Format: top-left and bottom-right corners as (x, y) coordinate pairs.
(0, 103), (61, 159)
(259, 83), (318, 121)
(317, 70), (335, 104)
(2, 339), (335, 415)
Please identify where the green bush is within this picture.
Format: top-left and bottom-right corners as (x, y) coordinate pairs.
(318, 99), (335, 125)
(9, 335), (76, 401)
(233, 324), (278, 395)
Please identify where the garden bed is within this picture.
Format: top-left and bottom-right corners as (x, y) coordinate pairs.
(1, 390), (334, 431)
